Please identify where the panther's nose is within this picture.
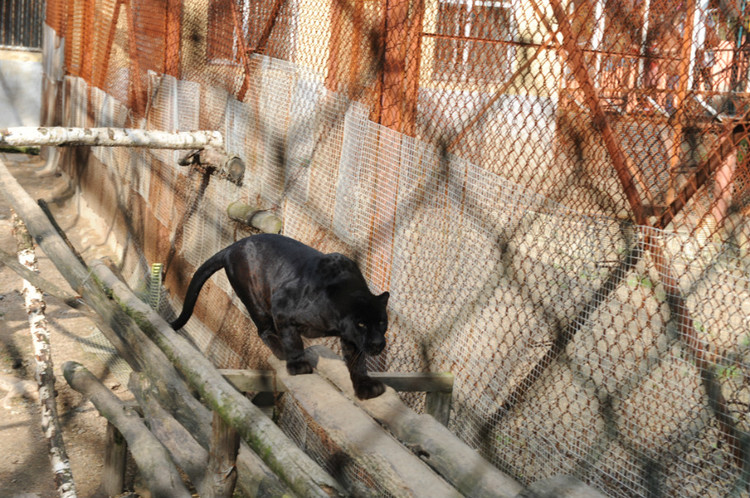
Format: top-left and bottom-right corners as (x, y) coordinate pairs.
(369, 336), (385, 355)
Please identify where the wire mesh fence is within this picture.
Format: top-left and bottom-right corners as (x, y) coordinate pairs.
(41, 0), (750, 495)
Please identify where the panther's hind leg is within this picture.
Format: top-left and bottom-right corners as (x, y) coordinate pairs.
(276, 323), (313, 375)
(225, 266), (286, 360)
(257, 325), (285, 360)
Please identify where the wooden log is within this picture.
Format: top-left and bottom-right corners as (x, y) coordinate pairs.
(128, 372), (295, 498)
(89, 260), (345, 498)
(0, 126), (224, 149)
(0, 159), (303, 497)
(101, 421), (128, 497)
(269, 355), (464, 498)
(62, 361), (191, 498)
(227, 201), (282, 234)
(12, 212), (78, 498)
(305, 346), (524, 498)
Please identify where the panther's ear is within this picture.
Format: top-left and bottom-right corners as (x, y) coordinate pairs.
(376, 291), (389, 306)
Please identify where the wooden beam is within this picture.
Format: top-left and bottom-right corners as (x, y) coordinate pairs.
(0, 127), (224, 149)
(220, 369), (453, 394)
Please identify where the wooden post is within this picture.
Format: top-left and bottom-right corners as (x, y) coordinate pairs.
(101, 421), (128, 497)
(425, 391), (452, 427)
(205, 411), (240, 498)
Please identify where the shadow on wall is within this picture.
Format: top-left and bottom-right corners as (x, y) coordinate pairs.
(0, 50), (42, 128)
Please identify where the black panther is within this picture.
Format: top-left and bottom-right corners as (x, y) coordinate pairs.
(171, 234), (389, 399)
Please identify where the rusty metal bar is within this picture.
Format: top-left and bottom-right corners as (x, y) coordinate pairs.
(656, 121), (749, 230)
(545, 0), (651, 222)
(252, 0), (286, 55)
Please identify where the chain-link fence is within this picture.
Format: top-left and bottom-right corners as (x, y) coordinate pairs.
(43, 0), (750, 496)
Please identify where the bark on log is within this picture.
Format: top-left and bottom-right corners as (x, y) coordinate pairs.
(90, 260), (345, 498)
(0, 127), (224, 149)
(0, 158), (304, 497)
(62, 361), (191, 498)
(304, 346), (524, 498)
(12, 212), (78, 498)
(269, 355), (464, 498)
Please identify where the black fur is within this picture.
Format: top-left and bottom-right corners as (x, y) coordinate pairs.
(171, 234), (389, 399)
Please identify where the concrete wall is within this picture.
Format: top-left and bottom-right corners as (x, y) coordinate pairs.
(0, 49), (42, 128)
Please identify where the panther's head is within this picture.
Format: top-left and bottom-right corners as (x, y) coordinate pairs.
(341, 291), (389, 355)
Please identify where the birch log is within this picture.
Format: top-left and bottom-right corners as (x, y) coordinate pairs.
(12, 211), (78, 498)
(0, 127), (224, 149)
(62, 361), (191, 498)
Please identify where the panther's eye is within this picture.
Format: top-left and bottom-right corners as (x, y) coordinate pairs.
(357, 322), (366, 329)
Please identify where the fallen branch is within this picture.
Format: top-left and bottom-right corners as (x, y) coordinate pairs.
(12, 211), (77, 498)
(90, 259), (345, 497)
(62, 361), (191, 498)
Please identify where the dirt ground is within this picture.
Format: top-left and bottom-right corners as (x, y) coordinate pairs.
(0, 151), (132, 497)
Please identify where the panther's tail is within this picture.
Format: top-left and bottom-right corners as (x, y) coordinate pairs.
(170, 249), (227, 330)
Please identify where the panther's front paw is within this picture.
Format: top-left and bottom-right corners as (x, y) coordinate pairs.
(286, 359), (313, 376)
(353, 377), (386, 400)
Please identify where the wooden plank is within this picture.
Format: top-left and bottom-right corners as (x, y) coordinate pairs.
(270, 355), (464, 497)
(306, 346), (524, 498)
